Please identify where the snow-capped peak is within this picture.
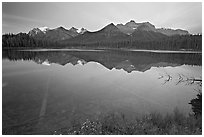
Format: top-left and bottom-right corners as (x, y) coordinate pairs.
(77, 28), (87, 34)
(39, 27), (50, 33)
(76, 28), (81, 33)
(69, 27), (87, 34)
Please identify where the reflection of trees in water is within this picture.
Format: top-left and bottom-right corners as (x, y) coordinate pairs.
(2, 49), (202, 73)
(2, 50), (38, 61)
(189, 91), (202, 118)
(159, 73), (202, 86)
(175, 74), (202, 86)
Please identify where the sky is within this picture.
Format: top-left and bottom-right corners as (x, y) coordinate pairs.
(2, 2), (202, 34)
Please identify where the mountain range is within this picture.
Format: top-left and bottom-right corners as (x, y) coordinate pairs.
(28, 20), (189, 43)
(28, 26), (87, 41)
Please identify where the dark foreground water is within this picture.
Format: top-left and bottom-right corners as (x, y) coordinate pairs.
(2, 49), (202, 134)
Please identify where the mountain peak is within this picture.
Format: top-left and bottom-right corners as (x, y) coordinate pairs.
(130, 20), (135, 23)
(38, 27), (49, 33)
(56, 26), (68, 31)
(107, 23), (115, 27)
(69, 27), (78, 31)
(100, 23), (119, 32)
(77, 28), (87, 34)
(57, 26), (65, 29)
(143, 22), (155, 27)
(28, 27), (48, 36)
(125, 20), (139, 30)
(137, 22), (156, 31)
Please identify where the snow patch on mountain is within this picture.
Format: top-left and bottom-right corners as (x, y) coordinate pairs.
(39, 27), (50, 33)
(76, 29), (81, 33)
(75, 28), (87, 34)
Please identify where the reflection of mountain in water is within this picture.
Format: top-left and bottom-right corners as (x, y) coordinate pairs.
(3, 50), (202, 73)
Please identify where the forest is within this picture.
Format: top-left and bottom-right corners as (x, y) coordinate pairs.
(2, 33), (202, 51)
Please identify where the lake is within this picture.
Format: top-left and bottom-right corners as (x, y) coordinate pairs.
(2, 49), (202, 134)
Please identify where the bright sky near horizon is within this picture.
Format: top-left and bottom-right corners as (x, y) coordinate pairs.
(2, 2), (202, 34)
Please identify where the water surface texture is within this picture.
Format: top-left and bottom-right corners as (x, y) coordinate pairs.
(2, 49), (202, 134)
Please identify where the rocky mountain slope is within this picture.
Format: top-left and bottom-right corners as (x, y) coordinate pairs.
(27, 20), (189, 43)
(116, 20), (189, 36)
(66, 23), (130, 44)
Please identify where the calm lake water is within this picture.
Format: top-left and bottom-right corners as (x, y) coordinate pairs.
(2, 49), (202, 134)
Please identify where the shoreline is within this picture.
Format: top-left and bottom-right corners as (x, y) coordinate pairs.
(4, 48), (201, 54)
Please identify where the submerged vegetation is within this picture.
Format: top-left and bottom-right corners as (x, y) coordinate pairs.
(3, 93), (202, 135)
(52, 79), (202, 135)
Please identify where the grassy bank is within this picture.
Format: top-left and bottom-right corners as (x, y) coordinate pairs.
(52, 109), (202, 135)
